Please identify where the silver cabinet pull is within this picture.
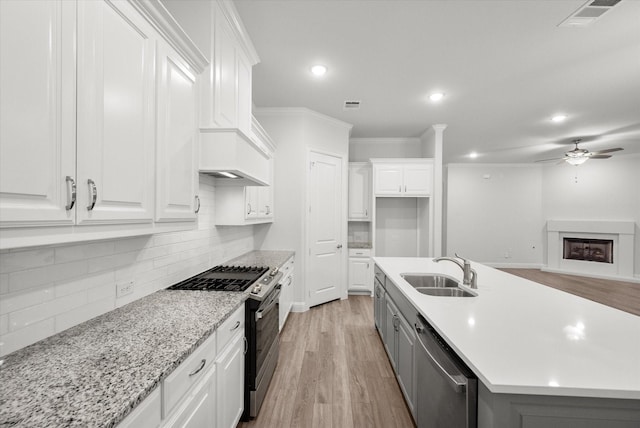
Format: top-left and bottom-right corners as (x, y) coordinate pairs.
(188, 359), (206, 376)
(247, 203), (252, 215)
(65, 176), (76, 210)
(230, 320), (241, 331)
(404, 185), (407, 192)
(194, 195), (201, 213)
(365, 209), (368, 217)
(265, 205), (270, 215)
(87, 179), (97, 211)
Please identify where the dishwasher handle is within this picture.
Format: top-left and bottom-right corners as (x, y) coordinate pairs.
(415, 320), (467, 393)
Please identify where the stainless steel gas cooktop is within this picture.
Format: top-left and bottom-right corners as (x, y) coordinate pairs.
(168, 265), (269, 292)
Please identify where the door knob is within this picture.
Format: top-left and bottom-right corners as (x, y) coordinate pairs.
(337, 244), (343, 249)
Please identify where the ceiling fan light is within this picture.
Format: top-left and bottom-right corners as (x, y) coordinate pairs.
(565, 157), (588, 166)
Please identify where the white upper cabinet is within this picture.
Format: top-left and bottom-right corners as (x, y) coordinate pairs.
(76, 0), (156, 225)
(0, 0), (207, 249)
(372, 159), (434, 197)
(0, 0), (76, 227)
(155, 42), (199, 222)
(348, 163), (371, 221)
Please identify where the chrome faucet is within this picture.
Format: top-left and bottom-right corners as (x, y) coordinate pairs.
(433, 253), (477, 289)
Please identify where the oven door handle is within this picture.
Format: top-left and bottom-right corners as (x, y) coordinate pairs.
(255, 290), (281, 321)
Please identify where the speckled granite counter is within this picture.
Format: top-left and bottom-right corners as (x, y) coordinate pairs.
(0, 250), (294, 428)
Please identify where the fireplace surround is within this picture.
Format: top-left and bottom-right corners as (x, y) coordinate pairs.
(546, 220), (635, 280)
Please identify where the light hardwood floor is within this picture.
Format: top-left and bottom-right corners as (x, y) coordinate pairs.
(238, 296), (415, 428)
(500, 269), (640, 316)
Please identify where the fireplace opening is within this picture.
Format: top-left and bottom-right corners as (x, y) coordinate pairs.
(563, 238), (613, 264)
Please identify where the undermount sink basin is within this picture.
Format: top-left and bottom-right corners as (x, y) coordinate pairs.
(414, 287), (476, 297)
(401, 274), (460, 288)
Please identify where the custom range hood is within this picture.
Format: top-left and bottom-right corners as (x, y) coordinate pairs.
(199, 122), (273, 186)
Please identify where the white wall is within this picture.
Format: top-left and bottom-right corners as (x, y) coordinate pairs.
(541, 154), (640, 274)
(446, 155), (640, 274)
(0, 176), (255, 357)
(349, 138), (422, 161)
(254, 108), (351, 308)
(446, 164), (544, 266)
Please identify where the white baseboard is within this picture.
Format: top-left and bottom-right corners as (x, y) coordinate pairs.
(541, 267), (640, 283)
(291, 301), (309, 313)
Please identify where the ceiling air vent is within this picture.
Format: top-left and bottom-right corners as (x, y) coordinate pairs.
(558, 0), (622, 27)
(343, 100), (361, 111)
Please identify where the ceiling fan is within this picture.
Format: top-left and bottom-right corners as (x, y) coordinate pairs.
(536, 139), (623, 165)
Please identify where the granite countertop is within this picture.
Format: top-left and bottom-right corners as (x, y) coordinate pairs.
(374, 257), (640, 400)
(0, 250), (294, 428)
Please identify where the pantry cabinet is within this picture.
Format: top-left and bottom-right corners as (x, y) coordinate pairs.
(348, 163), (371, 221)
(0, 0), (207, 249)
(373, 160), (433, 196)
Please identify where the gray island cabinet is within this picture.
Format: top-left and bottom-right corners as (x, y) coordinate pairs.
(373, 258), (640, 428)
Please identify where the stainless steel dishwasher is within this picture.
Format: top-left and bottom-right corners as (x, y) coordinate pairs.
(415, 314), (477, 428)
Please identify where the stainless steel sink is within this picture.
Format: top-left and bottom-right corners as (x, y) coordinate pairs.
(401, 274), (460, 288)
(414, 287), (476, 297)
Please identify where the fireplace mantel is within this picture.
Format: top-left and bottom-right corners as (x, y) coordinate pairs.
(545, 220), (636, 281)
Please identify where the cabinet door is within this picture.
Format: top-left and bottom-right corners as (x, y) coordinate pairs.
(348, 258), (371, 292)
(214, 5), (237, 128)
(257, 186), (273, 219)
(384, 296), (398, 370)
(245, 187), (259, 219)
(118, 387), (161, 428)
(374, 281), (386, 334)
(348, 165), (371, 220)
(216, 333), (245, 428)
(375, 165), (403, 195)
(76, 0), (155, 225)
(155, 42), (198, 222)
(169, 367), (216, 428)
(403, 164), (432, 196)
(0, 0), (76, 227)
(397, 314), (416, 417)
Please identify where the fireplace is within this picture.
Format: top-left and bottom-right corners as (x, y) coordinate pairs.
(546, 220), (636, 280)
(563, 238), (613, 264)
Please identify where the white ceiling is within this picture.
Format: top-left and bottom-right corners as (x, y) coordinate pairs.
(234, 0), (640, 163)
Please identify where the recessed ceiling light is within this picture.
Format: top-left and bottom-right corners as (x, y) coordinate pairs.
(551, 114), (568, 123)
(468, 151), (478, 159)
(310, 65), (327, 77)
(429, 92), (445, 102)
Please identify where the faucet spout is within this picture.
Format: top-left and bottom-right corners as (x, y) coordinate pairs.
(433, 254), (478, 289)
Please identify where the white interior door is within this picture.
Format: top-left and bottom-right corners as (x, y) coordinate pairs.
(307, 151), (344, 308)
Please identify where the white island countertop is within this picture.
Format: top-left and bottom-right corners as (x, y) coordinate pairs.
(373, 257), (640, 400)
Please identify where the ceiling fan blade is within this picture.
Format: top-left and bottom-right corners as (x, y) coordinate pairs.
(590, 148), (623, 155)
(534, 157), (564, 163)
(589, 154), (612, 159)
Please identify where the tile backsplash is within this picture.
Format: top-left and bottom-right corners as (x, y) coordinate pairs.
(0, 176), (255, 357)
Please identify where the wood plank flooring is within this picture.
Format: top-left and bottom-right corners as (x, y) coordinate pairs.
(237, 296), (415, 428)
(499, 268), (640, 316)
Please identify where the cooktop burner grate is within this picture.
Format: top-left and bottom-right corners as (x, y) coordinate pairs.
(168, 265), (269, 292)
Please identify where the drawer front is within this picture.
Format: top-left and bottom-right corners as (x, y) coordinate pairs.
(349, 248), (371, 257)
(216, 305), (245, 354)
(163, 331), (217, 417)
(280, 256), (294, 275)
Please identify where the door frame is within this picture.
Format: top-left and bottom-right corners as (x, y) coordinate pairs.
(304, 148), (348, 308)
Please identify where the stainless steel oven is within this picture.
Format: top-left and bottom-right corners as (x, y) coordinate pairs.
(167, 264), (282, 420)
(244, 282), (281, 419)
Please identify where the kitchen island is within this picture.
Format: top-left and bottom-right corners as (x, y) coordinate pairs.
(374, 257), (640, 427)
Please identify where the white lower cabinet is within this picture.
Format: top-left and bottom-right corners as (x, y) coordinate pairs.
(120, 306), (245, 428)
(278, 256), (295, 331)
(348, 248), (372, 294)
(118, 388), (162, 428)
(215, 334), (245, 428)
